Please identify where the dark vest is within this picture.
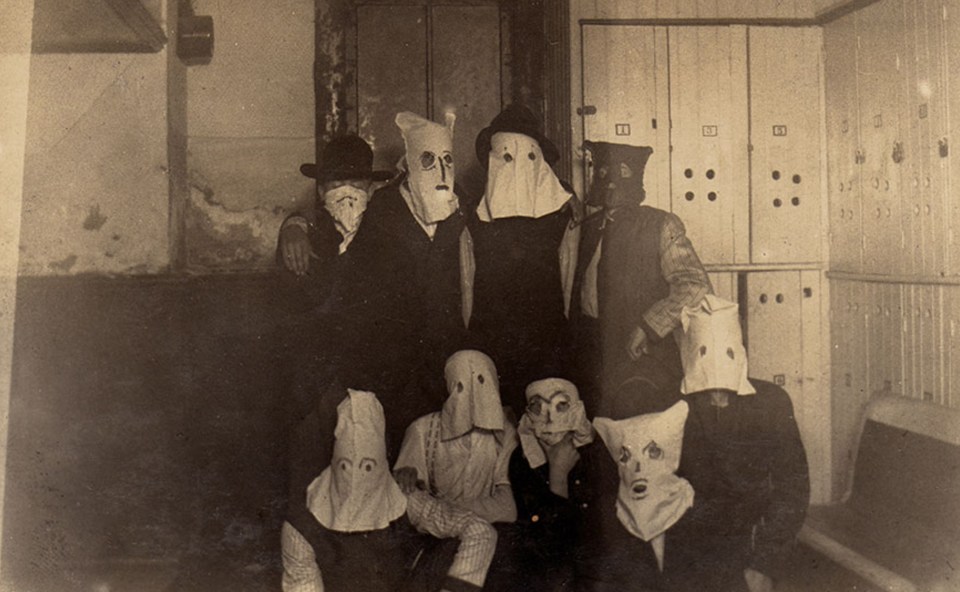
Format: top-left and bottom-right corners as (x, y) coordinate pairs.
(286, 501), (423, 592)
(571, 205), (683, 415)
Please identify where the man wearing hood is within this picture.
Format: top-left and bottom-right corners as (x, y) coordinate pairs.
(665, 295), (810, 592)
(595, 295), (810, 591)
(575, 400), (696, 592)
(338, 112), (473, 451)
(468, 105), (580, 412)
(281, 389), (497, 592)
(570, 141), (712, 416)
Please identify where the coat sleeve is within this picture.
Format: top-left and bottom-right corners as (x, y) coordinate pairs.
(405, 490), (497, 591)
(641, 213), (712, 340)
(281, 521), (325, 592)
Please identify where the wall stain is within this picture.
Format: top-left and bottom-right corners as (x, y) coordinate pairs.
(49, 255), (78, 272)
(82, 205), (108, 231)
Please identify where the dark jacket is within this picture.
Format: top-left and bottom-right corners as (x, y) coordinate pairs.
(468, 208), (570, 412)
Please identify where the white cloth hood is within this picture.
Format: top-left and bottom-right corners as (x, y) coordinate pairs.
(477, 132), (571, 222)
(679, 294), (756, 396)
(321, 184), (370, 253)
(396, 111), (459, 227)
(441, 350), (504, 440)
(307, 390), (407, 532)
(518, 378), (594, 468)
(593, 401), (694, 542)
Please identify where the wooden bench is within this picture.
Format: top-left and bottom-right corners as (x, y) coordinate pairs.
(798, 395), (960, 592)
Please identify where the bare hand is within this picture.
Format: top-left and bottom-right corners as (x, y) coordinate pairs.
(545, 432), (581, 478)
(565, 193), (584, 227)
(743, 568), (774, 592)
(279, 224), (318, 276)
(393, 467), (422, 494)
(627, 326), (649, 360)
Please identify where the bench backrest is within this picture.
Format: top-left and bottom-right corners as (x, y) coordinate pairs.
(848, 396), (960, 537)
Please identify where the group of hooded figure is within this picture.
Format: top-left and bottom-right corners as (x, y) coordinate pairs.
(275, 105), (810, 592)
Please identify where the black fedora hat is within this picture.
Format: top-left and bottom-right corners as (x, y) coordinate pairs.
(475, 104), (560, 168)
(300, 134), (394, 182)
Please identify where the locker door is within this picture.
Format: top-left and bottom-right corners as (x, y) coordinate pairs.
(908, 0), (951, 276)
(901, 283), (920, 400)
(947, 0), (960, 275)
(857, 3), (906, 275)
(799, 270), (827, 503)
(830, 280), (869, 499)
(357, 5), (428, 170)
(707, 271), (737, 303)
(919, 285), (945, 404)
(748, 27), (822, 264)
(946, 286), (960, 408)
(669, 26), (749, 265)
(881, 282), (904, 396)
(824, 16), (862, 272)
(745, 272), (802, 391)
(746, 271), (827, 502)
(581, 25), (670, 211)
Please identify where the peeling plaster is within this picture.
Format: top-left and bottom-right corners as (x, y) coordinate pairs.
(184, 186), (287, 270)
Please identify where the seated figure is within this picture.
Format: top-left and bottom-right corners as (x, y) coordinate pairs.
(281, 389), (497, 592)
(393, 350), (518, 525)
(575, 400), (695, 592)
(506, 377), (597, 591)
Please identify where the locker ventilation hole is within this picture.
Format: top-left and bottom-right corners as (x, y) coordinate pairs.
(773, 198), (782, 208)
(760, 294), (768, 304)
(775, 294), (784, 303)
(685, 191), (694, 201)
(708, 192), (717, 202)
(706, 169), (715, 179)
(772, 170), (781, 180)
(791, 197), (800, 206)
(684, 168), (693, 179)
(792, 174), (801, 184)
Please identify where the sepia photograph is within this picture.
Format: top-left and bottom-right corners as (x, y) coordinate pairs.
(1, 0), (958, 590)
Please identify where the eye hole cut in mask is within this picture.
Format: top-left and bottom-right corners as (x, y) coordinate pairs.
(321, 184), (371, 239)
(477, 132), (571, 222)
(308, 390), (407, 533)
(441, 350), (504, 439)
(593, 401), (694, 542)
(517, 378), (594, 466)
(679, 294), (757, 396)
(396, 111), (458, 227)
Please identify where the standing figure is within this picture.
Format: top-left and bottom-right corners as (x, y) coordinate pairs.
(468, 105), (578, 412)
(339, 111), (473, 452)
(281, 389), (497, 592)
(570, 140), (712, 416)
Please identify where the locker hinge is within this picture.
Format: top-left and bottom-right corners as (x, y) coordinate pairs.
(855, 149), (866, 164)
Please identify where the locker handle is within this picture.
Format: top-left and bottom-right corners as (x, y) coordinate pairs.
(939, 138), (949, 158)
(577, 105), (598, 116)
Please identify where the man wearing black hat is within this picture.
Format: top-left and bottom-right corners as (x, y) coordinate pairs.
(277, 134), (393, 309)
(469, 104), (580, 414)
